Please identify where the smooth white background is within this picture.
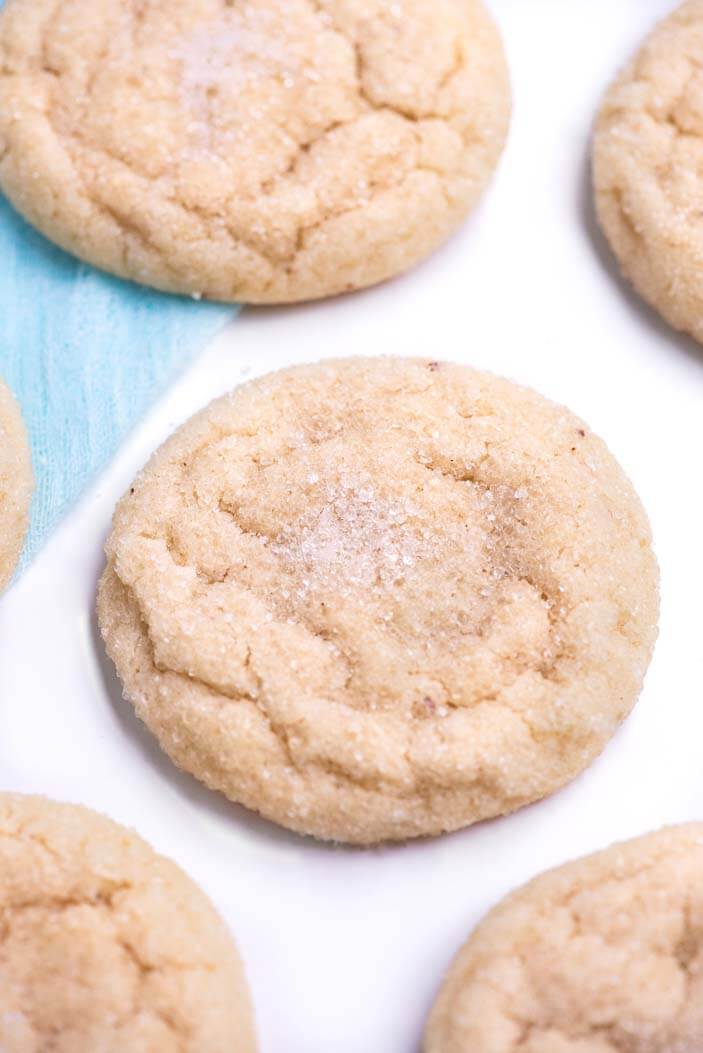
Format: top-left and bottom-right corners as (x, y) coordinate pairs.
(1, 2), (702, 1049)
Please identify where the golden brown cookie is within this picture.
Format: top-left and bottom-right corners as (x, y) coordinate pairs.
(594, 0), (703, 342)
(0, 378), (32, 592)
(426, 824), (703, 1053)
(0, 0), (510, 303)
(98, 358), (659, 844)
(0, 793), (257, 1053)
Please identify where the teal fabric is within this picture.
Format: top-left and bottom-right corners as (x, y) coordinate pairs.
(0, 196), (234, 570)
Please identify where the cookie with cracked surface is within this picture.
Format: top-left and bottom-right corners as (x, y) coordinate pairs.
(0, 379), (32, 593)
(594, 0), (703, 344)
(425, 824), (703, 1053)
(0, 0), (510, 304)
(0, 793), (257, 1053)
(97, 357), (659, 845)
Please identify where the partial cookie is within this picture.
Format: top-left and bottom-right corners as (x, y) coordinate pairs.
(594, 0), (703, 343)
(0, 793), (257, 1053)
(0, 379), (32, 592)
(426, 824), (703, 1052)
(98, 358), (659, 845)
(0, 0), (510, 304)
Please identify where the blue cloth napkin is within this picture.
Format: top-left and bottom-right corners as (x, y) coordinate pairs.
(0, 196), (234, 571)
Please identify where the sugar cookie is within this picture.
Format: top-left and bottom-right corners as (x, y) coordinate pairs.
(426, 824), (703, 1053)
(0, 0), (510, 303)
(98, 358), (659, 844)
(594, 0), (703, 343)
(0, 793), (256, 1053)
(0, 379), (32, 592)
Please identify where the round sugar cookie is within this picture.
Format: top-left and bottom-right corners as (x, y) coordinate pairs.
(98, 358), (659, 845)
(426, 824), (703, 1053)
(594, 0), (703, 343)
(0, 379), (32, 593)
(0, 793), (257, 1053)
(0, 0), (510, 304)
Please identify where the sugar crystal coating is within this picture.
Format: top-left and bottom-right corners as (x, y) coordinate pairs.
(0, 378), (32, 593)
(98, 358), (659, 844)
(0, 0), (510, 302)
(426, 824), (703, 1053)
(0, 794), (256, 1052)
(594, 0), (703, 343)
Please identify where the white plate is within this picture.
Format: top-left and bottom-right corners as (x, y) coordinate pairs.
(2, 2), (701, 1050)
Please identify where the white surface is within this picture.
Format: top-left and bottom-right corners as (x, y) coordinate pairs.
(2, 1), (702, 1049)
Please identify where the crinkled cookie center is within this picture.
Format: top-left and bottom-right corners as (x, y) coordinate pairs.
(157, 431), (561, 716)
(0, 893), (168, 1048)
(446, 849), (703, 1053)
(36, 0), (469, 272)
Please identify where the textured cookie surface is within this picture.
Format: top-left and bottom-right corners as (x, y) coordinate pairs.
(0, 379), (32, 592)
(594, 0), (703, 342)
(98, 358), (658, 844)
(426, 824), (703, 1053)
(0, 794), (256, 1053)
(0, 0), (510, 304)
